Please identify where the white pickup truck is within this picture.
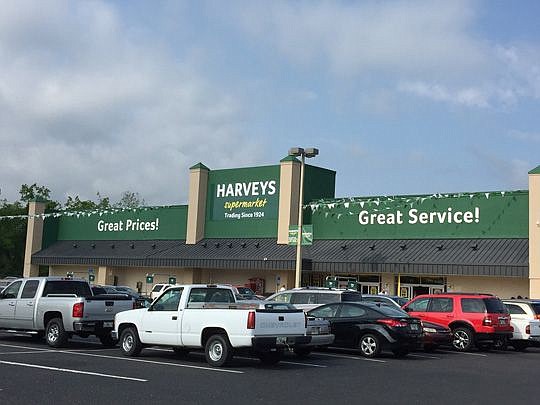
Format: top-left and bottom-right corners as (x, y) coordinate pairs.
(0, 276), (134, 347)
(113, 284), (310, 366)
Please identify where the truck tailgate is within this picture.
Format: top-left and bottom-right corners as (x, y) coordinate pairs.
(83, 295), (133, 321)
(254, 309), (306, 336)
(530, 320), (540, 339)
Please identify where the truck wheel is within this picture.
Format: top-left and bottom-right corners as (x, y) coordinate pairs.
(452, 327), (474, 351)
(293, 347), (312, 358)
(204, 334), (233, 367)
(46, 318), (68, 348)
(98, 334), (118, 347)
(120, 327), (142, 356)
(512, 341), (529, 351)
(258, 351), (283, 365)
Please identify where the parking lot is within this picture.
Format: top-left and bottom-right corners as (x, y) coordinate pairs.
(0, 333), (538, 404)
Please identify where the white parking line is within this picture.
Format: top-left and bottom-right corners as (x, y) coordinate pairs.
(0, 350), (56, 355)
(233, 355), (328, 368)
(437, 350), (488, 357)
(0, 360), (147, 382)
(408, 353), (441, 359)
(315, 352), (387, 363)
(0, 342), (243, 374)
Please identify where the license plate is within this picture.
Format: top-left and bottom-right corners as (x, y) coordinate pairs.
(499, 318), (507, 325)
(103, 321), (113, 328)
(410, 324), (419, 330)
(276, 336), (288, 344)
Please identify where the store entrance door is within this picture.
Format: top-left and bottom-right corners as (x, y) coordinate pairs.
(360, 283), (379, 295)
(413, 286), (430, 296)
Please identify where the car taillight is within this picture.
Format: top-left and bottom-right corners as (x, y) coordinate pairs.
(72, 302), (84, 318)
(526, 325), (531, 334)
(378, 319), (408, 328)
(535, 314), (540, 320)
(482, 316), (493, 326)
(305, 312), (308, 329)
(247, 311), (256, 329)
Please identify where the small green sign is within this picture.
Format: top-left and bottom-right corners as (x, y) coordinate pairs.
(288, 225), (313, 245)
(168, 277), (176, 285)
(347, 280), (358, 290)
(146, 275), (154, 284)
(325, 276), (337, 288)
(89, 274), (95, 282)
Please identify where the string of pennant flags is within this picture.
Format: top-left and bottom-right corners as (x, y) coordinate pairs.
(0, 190), (522, 221)
(0, 205), (177, 221)
(306, 190), (519, 218)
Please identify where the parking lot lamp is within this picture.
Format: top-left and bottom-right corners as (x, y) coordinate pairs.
(288, 147), (319, 288)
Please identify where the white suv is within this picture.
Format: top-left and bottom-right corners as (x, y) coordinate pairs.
(503, 299), (540, 350)
(150, 283), (172, 300)
(266, 287), (362, 311)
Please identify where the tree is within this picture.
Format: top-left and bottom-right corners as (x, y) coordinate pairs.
(0, 199), (26, 278)
(114, 191), (145, 209)
(64, 192), (111, 211)
(19, 183), (60, 211)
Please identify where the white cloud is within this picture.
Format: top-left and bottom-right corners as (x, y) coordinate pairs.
(0, 1), (263, 204)
(228, 0), (540, 108)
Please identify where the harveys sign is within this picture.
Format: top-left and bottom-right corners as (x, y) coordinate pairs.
(213, 179), (278, 220)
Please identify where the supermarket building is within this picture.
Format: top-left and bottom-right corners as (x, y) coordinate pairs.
(23, 157), (540, 299)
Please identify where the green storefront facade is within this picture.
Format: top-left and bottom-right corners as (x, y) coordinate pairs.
(26, 157), (538, 299)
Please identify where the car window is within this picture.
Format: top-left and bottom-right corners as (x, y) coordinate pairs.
(2, 281), (22, 299)
(152, 284), (164, 292)
(461, 298), (486, 313)
(373, 304), (409, 317)
(42, 281), (92, 298)
(271, 293), (291, 303)
(317, 293), (341, 304)
(187, 288), (234, 304)
(341, 292), (363, 302)
(429, 298), (453, 313)
(505, 304), (526, 315)
(483, 298), (507, 314)
(531, 303), (540, 315)
(291, 293), (318, 305)
(152, 288), (183, 311)
(339, 304), (367, 317)
(21, 280), (39, 299)
(309, 304), (340, 318)
(407, 297), (430, 312)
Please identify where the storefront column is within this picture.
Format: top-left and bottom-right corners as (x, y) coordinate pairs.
(529, 165), (540, 298)
(277, 156), (301, 244)
(186, 163), (209, 244)
(381, 274), (394, 295)
(23, 199), (46, 278)
(97, 266), (109, 286)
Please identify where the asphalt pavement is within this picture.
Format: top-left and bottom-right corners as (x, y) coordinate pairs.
(0, 333), (537, 405)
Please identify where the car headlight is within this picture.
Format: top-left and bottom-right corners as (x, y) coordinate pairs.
(423, 327), (437, 333)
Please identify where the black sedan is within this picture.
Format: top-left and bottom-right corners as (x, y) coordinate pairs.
(307, 302), (423, 358)
(421, 321), (453, 352)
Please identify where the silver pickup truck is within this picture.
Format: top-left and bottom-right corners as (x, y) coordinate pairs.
(0, 276), (134, 347)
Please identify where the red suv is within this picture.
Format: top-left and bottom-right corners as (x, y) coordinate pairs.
(402, 293), (512, 351)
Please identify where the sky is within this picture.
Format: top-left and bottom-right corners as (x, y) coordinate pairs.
(1, 0), (540, 206)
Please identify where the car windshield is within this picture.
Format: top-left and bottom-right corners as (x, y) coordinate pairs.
(392, 297), (409, 307)
(483, 298), (507, 314)
(237, 287), (254, 295)
(371, 304), (409, 317)
(152, 285), (164, 292)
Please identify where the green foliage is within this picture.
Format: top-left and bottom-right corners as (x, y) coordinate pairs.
(65, 192), (111, 211)
(0, 200), (26, 278)
(0, 185), (145, 277)
(114, 191), (146, 209)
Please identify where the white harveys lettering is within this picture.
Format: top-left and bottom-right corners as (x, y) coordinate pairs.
(216, 180), (276, 197)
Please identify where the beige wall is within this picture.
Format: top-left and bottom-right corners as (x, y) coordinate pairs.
(447, 276), (529, 299)
(277, 159), (301, 244)
(186, 165), (209, 244)
(23, 201), (46, 278)
(529, 169), (540, 298)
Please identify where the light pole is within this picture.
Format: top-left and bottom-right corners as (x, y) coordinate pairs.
(288, 147), (319, 288)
